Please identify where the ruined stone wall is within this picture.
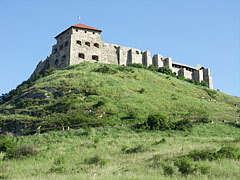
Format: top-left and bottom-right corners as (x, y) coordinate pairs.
(103, 43), (119, 64)
(31, 25), (213, 89)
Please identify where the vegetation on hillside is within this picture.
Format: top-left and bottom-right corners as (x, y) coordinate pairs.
(0, 62), (240, 179)
(1, 124), (240, 179)
(0, 62), (239, 134)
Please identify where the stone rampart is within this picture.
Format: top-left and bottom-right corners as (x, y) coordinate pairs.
(32, 23), (213, 89)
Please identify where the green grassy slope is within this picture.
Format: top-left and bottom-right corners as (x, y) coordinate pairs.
(0, 62), (239, 133)
(1, 124), (240, 180)
(1, 62), (240, 179)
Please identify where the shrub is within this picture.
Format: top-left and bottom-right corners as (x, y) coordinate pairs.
(85, 155), (107, 166)
(0, 174), (9, 180)
(117, 66), (135, 73)
(187, 148), (219, 161)
(187, 146), (240, 161)
(174, 157), (196, 175)
(127, 63), (147, 69)
(147, 65), (158, 72)
(200, 80), (208, 87)
(203, 88), (217, 99)
(185, 107), (210, 124)
(177, 75), (185, 80)
(158, 67), (175, 77)
(94, 65), (117, 74)
(0, 135), (16, 153)
(217, 146), (240, 159)
(173, 119), (193, 131)
(144, 114), (170, 130)
(185, 79), (195, 84)
(122, 145), (148, 154)
(6, 144), (37, 159)
(162, 163), (174, 176)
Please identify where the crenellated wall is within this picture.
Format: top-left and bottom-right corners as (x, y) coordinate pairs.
(32, 24), (213, 89)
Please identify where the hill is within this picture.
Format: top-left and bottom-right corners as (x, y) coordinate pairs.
(0, 62), (239, 134)
(1, 62), (240, 179)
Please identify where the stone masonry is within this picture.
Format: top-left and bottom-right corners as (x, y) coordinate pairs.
(32, 23), (213, 89)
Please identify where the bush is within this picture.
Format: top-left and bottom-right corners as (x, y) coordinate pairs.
(187, 148), (219, 161)
(174, 157), (196, 175)
(127, 63), (147, 69)
(177, 75), (185, 80)
(185, 79), (195, 84)
(94, 65), (118, 74)
(173, 119), (193, 131)
(0, 135), (17, 153)
(200, 80), (208, 87)
(217, 146), (240, 159)
(185, 107), (210, 124)
(6, 144), (37, 159)
(0, 174), (9, 180)
(144, 114), (170, 130)
(147, 65), (158, 72)
(203, 88), (217, 99)
(122, 144), (148, 154)
(117, 66), (135, 73)
(162, 163), (174, 176)
(85, 155), (107, 166)
(187, 146), (240, 161)
(158, 67), (176, 77)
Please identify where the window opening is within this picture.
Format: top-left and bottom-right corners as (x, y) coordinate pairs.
(78, 53), (85, 59)
(85, 42), (90, 47)
(92, 55), (99, 61)
(94, 43), (99, 48)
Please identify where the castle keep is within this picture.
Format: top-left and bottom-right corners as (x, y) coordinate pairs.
(32, 23), (213, 89)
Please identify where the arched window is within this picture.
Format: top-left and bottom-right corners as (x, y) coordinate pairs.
(55, 59), (59, 65)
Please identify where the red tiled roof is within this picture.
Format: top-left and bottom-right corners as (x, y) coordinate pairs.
(55, 23), (102, 39)
(72, 24), (102, 32)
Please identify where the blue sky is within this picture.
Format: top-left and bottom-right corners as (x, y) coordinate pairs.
(0, 0), (239, 96)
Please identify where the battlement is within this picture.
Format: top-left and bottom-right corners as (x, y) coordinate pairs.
(32, 23), (213, 89)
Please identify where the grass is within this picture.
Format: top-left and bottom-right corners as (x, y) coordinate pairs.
(1, 123), (240, 179)
(0, 62), (239, 134)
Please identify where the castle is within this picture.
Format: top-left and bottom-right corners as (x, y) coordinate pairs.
(32, 23), (213, 89)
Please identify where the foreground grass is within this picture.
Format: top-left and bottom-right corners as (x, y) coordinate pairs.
(1, 123), (240, 180)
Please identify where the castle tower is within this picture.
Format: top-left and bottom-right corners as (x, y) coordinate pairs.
(49, 23), (103, 69)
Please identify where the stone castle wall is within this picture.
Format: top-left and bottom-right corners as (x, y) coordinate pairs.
(32, 25), (213, 89)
